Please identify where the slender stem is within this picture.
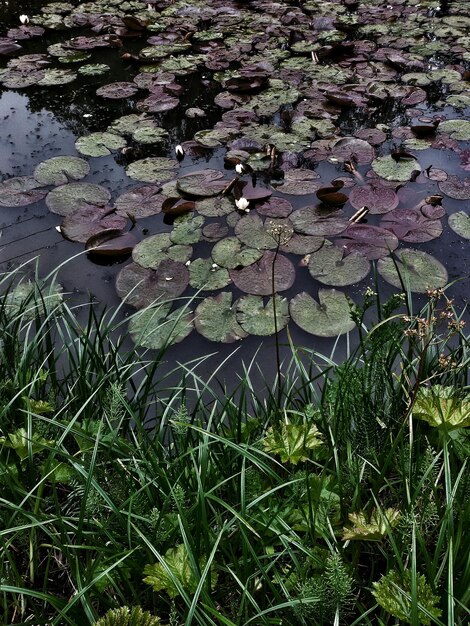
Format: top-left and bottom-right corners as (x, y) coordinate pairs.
(272, 243), (282, 408)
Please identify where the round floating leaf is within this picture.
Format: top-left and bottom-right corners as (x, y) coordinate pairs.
(256, 197), (293, 218)
(75, 132), (127, 157)
(96, 81), (139, 99)
(273, 169), (321, 195)
(108, 113), (156, 136)
(230, 251), (295, 296)
(78, 63), (110, 76)
(194, 292), (247, 343)
(380, 209), (443, 243)
(202, 222), (228, 242)
(132, 233), (192, 269)
(238, 182), (272, 202)
(236, 295), (289, 336)
(348, 184), (399, 214)
(34, 156), (90, 186)
(290, 206), (349, 237)
(115, 185), (166, 219)
(290, 289), (355, 337)
(170, 215), (204, 245)
(37, 68), (76, 86)
(137, 93), (179, 113)
(308, 245), (370, 287)
(132, 126), (168, 144)
(129, 303), (193, 350)
(438, 176), (470, 200)
(378, 249), (448, 293)
(61, 205), (127, 243)
(235, 214), (293, 250)
(439, 119), (470, 141)
(188, 258), (231, 290)
(335, 224), (399, 260)
(46, 183), (111, 216)
(212, 237), (263, 269)
(85, 230), (137, 257)
(162, 197), (195, 217)
(116, 260), (189, 309)
(280, 233), (324, 255)
(177, 170), (227, 198)
(448, 211), (470, 240)
(0, 176), (47, 207)
(196, 196), (234, 217)
(126, 158), (178, 184)
(372, 155), (422, 182)
(331, 137), (375, 164)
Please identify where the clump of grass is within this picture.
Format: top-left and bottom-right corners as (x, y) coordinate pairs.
(0, 268), (469, 626)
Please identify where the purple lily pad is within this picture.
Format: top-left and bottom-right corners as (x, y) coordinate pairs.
(0, 38), (22, 56)
(61, 205), (127, 243)
(96, 82), (139, 99)
(116, 259), (189, 309)
(236, 181), (272, 202)
(272, 169), (321, 195)
(202, 222), (229, 242)
(335, 224), (399, 260)
(114, 185), (166, 219)
(256, 197), (293, 218)
(85, 230), (137, 257)
(7, 26), (45, 40)
(438, 176), (470, 200)
(0, 176), (47, 207)
(230, 251), (295, 296)
(354, 128), (387, 145)
(136, 92), (179, 113)
(331, 137), (375, 164)
(348, 184), (399, 214)
(380, 208), (443, 243)
(177, 170), (228, 198)
(291, 206), (349, 237)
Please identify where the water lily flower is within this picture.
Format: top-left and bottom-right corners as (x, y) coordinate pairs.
(235, 163), (244, 175)
(19, 14), (29, 24)
(235, 197), (249, 212)
(175, 144), (185, 160)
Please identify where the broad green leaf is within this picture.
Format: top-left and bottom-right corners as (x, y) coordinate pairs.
(342, 508), (401, 541)
(412, 385), (470, 430)
(263, 419), (323, 464)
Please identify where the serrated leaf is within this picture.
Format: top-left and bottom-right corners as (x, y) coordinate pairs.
(263, 419), (323, 464)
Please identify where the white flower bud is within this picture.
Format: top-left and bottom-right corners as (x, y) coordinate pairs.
(20, 14), (29, 24)
(235, 197), (249, 211)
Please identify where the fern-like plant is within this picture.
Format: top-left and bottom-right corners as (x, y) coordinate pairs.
(94, 605), (161, 626)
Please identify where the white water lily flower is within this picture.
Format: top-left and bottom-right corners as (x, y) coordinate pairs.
(19, 14), (29, 24)
(235, 197), (249, 211)
(175, 144), (184, 158)
(235, 163), (244, 174)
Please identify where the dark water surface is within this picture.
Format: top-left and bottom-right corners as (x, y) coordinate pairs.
(0, 0), (469, 390)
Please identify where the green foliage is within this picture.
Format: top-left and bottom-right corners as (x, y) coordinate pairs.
(372, 569), (442, 625)
(413, 384), (470, 429)
(94, 606), (161, 626)
(262, 417), (323, 464)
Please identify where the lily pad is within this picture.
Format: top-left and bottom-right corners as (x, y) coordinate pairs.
(230, 251), (295, 296)
(75, 132), (127, 158)
(439, 119), (470, 141)
(256, 197), (293, 218)
(115, 185), (166, 219)
(235, 214), (293, 250)
(273, 169), (321, 195)
(108, 113), (156, 136)
(448, 211), (470, 240)
(132, 127), (168, 144)
(348, 184), (399, 214)
(331, 137), (375, 164)
(61, 205), (127, 243)
(194, 292), (247, 343)
(380, 209), (443, 243)
(377, 249), (448, 293)
(46, 183), (111, 216)
(78, 63), (110, 76)
(37, 68), (76, 86)
(438, 176), (470, 200)
(289, 290), (355, 337)
(116, 260), (189, 309)
(0, 176), (47, 207)
(290, 206), (349, 237)
(335, 225), (399, 260)
(177, 170), (227, 198)
(280, 233), (325, 255)
(196, 196), (234, 217)
(170, 215), (204, 245)
(96, 82), (139, 99)
(308, 245), (370, 287)
(202, 222), (229, 242)
(212, 237), (264, 269)
(132, 233), (192, 269)
(236, 295), (289, 336)
(372, 155), (422, 182)
(188, 258), (231, 290)
(85, 230), (136, 257)
(129, 303), (193, 350)
(34, 156), (90, 186)
(126, 158), (178, 184)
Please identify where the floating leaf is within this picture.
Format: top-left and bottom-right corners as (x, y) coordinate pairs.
(34, 156), (90, 186)
(129, 303), (193, 350)
(211, 237), (263, 269)
(280, 233), (324, 255)
(272, 169), (321, 195)
(126, 158), (178, 184)
(381, 208), (442, 243)
(115, 185), (166, 219)
(188, 258), (231, 290)
(196, 196), (234, 217)
(37, 68), (76, 85)
(412, 385), (470, 430)
(194, 292), (247, 343)
(236, 294), (289, 336)
(230, 251), (295, 296)
(235, 214), (293, 250)
(289, 289), (355, 337)
(256, 196), (293, 218)
(116, 260), (189, 309)
(133, 126), (168, 145)
(75, 132), (127, 157)
(132, 233), (192, 269)
(331, 137), (375, 164)
(308, 245), (370, 287)
(439, 119), (470, 141)
(78, 63), (110, 76)
(46, 183), (111, 216)
(372, 154), (421, 182)
(448, 211), (470, 240)
(290, 206), (349, 237)
(202, 222), (228, 242)
(0, 176), (47, 207)
(170, 215), (204, 245)
(108, 113), (156, 136)
(61, 206), (127, 243)
(176, 170), (227, 198)
(335, 225), (399, 260)
(263, 419), (323, 464)
(377, 249), (448, 293)
(348, 184), (399, 214)
(96, 81), (139, 99)
(438, 176), (470, 200)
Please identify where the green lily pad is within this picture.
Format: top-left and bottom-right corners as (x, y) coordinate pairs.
(34, 156), (90, 186)
(75, 132), (127, 157)
(196, 196), (234, 217)
(230, 251), (295, 296)
(194, 128), (236, 148)
(115, 185), (166, 219)
(78, 63), (110, 76)
(308, 245), (370, 287)
(235, 214), (293, 250)
(279, 233), (325, 255)
(194, 292), (247, 343)
(290, 290), (355, 337)
(132, 233), (192, 269)
(439, 120), (470, 141)
(377, 249), (448, 293)
(116, 260), (189, 309)
(176, 170), (227, 198)
(37, 68), (76, 85)
(448, 211), (470, 240)
(290, 206), (349, 237)
(236, 294), (289, 336)
(132, 126), (168, 144)
(96, 81), (139, 99)
(129, 303), (193, 350)
(211, 237), (263, 269)
(58, 51), (91, 64)
(46, 183), (111, 216)
(0, 176), (47, 207)
(108, 113), (156, 136)
(126, 158), (178, 184)
(272, 169), (321, 195)
(372, 155), (422, 182)
(188, 258), (231, 290)
(446, 94), (470, 109)
(170, 215), (204, 245)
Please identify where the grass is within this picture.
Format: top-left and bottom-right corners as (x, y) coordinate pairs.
(0, 267), (469, 626)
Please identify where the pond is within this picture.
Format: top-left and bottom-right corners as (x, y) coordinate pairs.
(0, 0), (469, 386)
